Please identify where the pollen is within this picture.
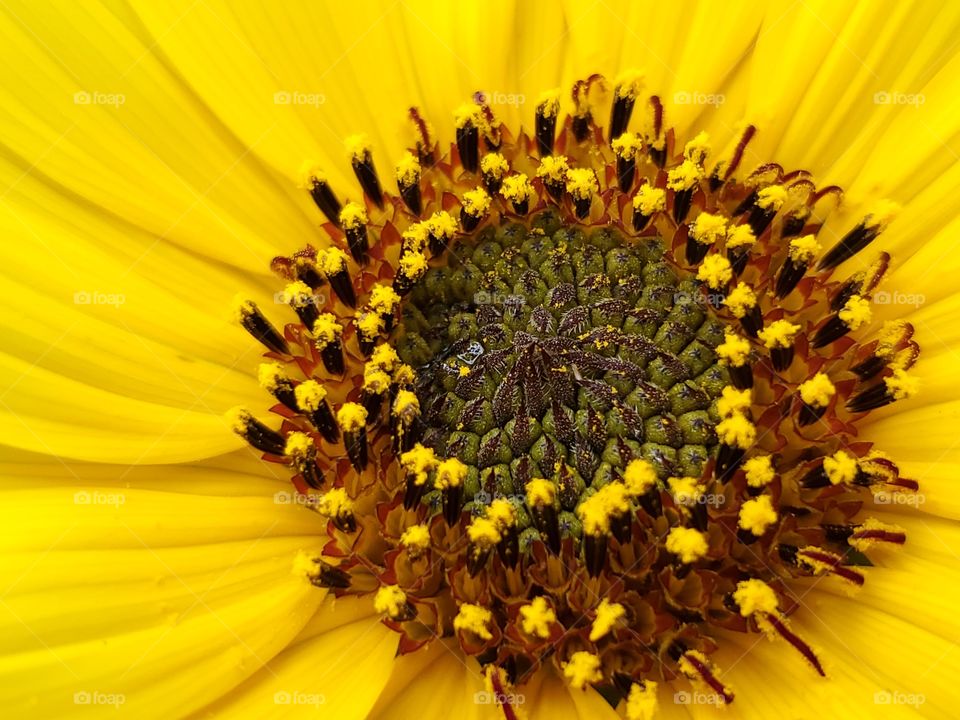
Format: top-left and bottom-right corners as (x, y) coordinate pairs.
(294, 380), (327, 411)
(453, 603), (493, 640)
(666, 159), (702, 192)
(344, 133), (371, 161)
(717, 386), (752, 418)
(565, 167), (597, 200)
(716, 332), (752, 366)
(467, 516), (502, 546)
(368, 284), (401, 314)
(589, 598), (626, 641)
(632, 185), (666, 215)
(336, 402), (367, 432)
(435, 457), (468, 489)
(625, 681), (659, 720)
(683, 130), (710, 164)
(284, 431), (314, 459)
(374, 585), (408, 620)
(743, 455), (776, 488)
(317, 487), (353, 518)
(339, 201), (367, 230)
(312, 313), (342, 346)
(369, 343), (400, 372)
(525, 478), (557, 507)
(395, 151), (420, 186)
(824, 450), (858, 485)
(257, 361), (286, 392)
(738, 495), (778, 535)
(733, 579), (779, 617)
(756, 184), (787, 210)
(501, 173), (535, 204)
(400, 444), (437, 485)
(623, 459), (658, 497)
(696, 254), (733, 289)
(723, 282), (757, 317)
(400, 524), (431, 551)
(758, 319), (801, 349)
(799, 373), (836, 408)
(480, 152), (509, 179)
(665, 527), (709, 563)
(716, 413), (756, 448)
(519, 597), (557, 639)
(787, 234), (821, 262)
(537, 155), (569, 183)
(885, 368), (919, 399)
(839, 295), (872, 330)
(563, 651), (603, 690)
(612, 132), (643, 159)
(690, 212), (728, 246)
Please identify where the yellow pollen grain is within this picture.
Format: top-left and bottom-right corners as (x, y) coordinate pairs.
(467, 516), (501, 546)
(369, 284), (401, 314)
(435, 457), (468, 489)
(666, 159), (702, 191)
(283, 280), (313, 307)
(788, 234), (820, 263)
(738, 495), (778, 535)
(536, 89), (561, 117)
(400, 250), (428, 280)
(612, 132), (643, 159)
(733, 578), (779, 617)
(623, 459), (658, 497)
(565, 167), (597, 200)
(877, 320), (908, 358)
(454, 103), (484, 130)
(885, 368), (919, 400)
(257, 361), (286, 392)
(400, 444), (437, 485)
(363, 366), (391, 394)
(339, 201), (367, 230)
(839, 295), (872, 330)
(369, 343), (400, 372)
(462, 187), (491, 217)
(525, 478), (557, 507)
(392, 390), (420, 418)
(297, 160), (325, 189)
(453, 603), (492, 640)
(519, 596), (556, 639)
(799, 373), (836, 408)
(849, 518), (906, 552)
(291, 550), (322, 581)
(284, 431), (314, 459)
(665, 527), (709, 563)
(668, 476), (702, 506)
(318, 487), (353, 518)
(356, 311), (385, 340)
(294, 380), (327, 412)
(336, 402), (367, 433)
(696, 254), (733, 289)
(716, 331), (751, 366)
(577, 484), (629, 536)
(864, 199), (900, 230)
(717, 386), (752, 418)
(537, 155), (569, 183)
(501, 173), (536, 204)
(683, 131), (711, 164)
(225, 406), (252, 433)
(373, 585), (408, 619)
(395, 151), (421, 186)
(723, 282), (757, 318)
(743, 455), (776, 488)
(632, 185), (666, 216)
(758, 319), (801, 349)
(400, 524), (430, 550)
(690, 212), (728, 246)
(824, 450), (858, 485)
(725, 224), (756, 249)
(401, 223), (429, 252)
(487, 499), (517, 530)
(614, 69), (643, 98)
(427, 210), (458, 240)
(312, 313), (342, 346)
(480, 152), (509, 178)
(317, 247), (349, 276)
(563, 651), (602, 690)
(589, 598), (626, 641)
(716, 413), (756, 449)
(231, 295), (257, 323)
(626, 681), (659, 720)
(756, 185), (788, 211)
(345, 133), (370, 161)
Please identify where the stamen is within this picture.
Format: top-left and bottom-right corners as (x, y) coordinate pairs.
(299, 162), (342, 226)
(395, 151), (422, 216)
(346, 134), (384, 209)
(233, 297), (289, 355)
(535, 90), (560, 157)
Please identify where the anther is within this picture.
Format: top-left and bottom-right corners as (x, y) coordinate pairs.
(667, 160), (702, 223)
(300, 163), (342, 227)
(678, 650), (734, 704)
(818, 200), (899, 270)
(746, 185), (786, 237)
(534, 91), (560, 157)
(612, 133), (642, 192)
(258, 361), (298, 411)
(716, 331), (753, 390)
(426, 211), (458, 257)
(501, 174), (536, 216)
(346, 135), (384, 209)
(631, 185), (666, 232)
(797, 373), (835, 427)
(609, 72), (642, 142)
(776, 235), (821, 298)
(723, 282), (762, 338)
(687, 212), (727, 266)
(566, 168), (597, 219)
(395, 151), (422, 216)
(537, 156), (569, 202)
(715, 412), (755, 480)
(283, 280), (321, 329)
(525, 478), (561, 554)
(317, 486), (357, 533)
(812, 295), (871, 348)
(374, 584), (417, 622)
(337, 402), (369, 472)
(316, 247), (357, 308)
(234, 297), (289, 355)
(312, 314), (345, 375)
(480, 153), (509, 195)
(339, 202), (370, 264)
(436, 457), (468, 526)
(725, 224), (756, 276)
(454, 104), (482, 173)
(847, 368), (918, 413)
(461, 187), (491, 232)
(758, 319), (801, 371)
(361, 364), (391, 421)
(285, 431), (324, 490)
(391, 389), (422, 453)
(294, 380), (339, 444)
(226, 406), (286, 455)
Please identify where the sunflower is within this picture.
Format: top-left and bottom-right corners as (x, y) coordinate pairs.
(2, 1), (959, 718)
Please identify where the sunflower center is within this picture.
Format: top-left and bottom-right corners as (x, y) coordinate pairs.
(229, 75), (922, 717)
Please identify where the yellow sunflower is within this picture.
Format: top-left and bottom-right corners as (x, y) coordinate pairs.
(2, 1), (959, 718)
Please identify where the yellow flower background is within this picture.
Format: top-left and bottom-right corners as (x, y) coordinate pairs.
(1, 0), (959, 718)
